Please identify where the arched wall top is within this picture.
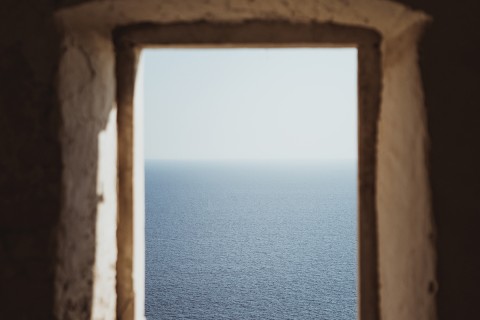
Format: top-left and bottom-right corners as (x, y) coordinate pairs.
(55, 0), (430, 40)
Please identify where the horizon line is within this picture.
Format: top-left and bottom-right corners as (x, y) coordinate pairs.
(144, 158), (357, 162)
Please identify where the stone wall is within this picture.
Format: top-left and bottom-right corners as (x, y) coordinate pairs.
(55, 29), (117, 320)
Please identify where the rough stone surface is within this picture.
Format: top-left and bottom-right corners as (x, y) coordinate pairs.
(55, 30), (117, 320)
(56, 0), (428, 38)
(394, 1), (480, 319)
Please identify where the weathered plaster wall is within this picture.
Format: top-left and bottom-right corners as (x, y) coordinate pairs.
(55, 30), (117, 319)
(0, 0), (61, 319)
(55, 1), (435, 320)
(393, 1), (480, 319)
(376, 21), (435, 319)
(57, 0), (427, 38)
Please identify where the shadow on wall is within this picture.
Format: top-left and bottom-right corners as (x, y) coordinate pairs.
(0, 2), (61, 318)
(395, 0), (480, 318)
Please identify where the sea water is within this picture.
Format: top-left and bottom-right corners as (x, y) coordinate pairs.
(145, 160), (357, 320)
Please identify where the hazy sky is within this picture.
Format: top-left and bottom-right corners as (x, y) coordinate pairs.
(141, 48), (357, 160)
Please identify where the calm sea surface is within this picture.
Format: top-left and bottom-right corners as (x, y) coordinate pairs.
(145, 161), (357, 320)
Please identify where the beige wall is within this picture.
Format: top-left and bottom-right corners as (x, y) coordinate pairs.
(55, 30), (118, 320)
(1, 0), (479, 319)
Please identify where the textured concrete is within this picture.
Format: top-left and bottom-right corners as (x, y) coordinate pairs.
(55, 30), (118, 320)
(377, 21), (436, 319)
(56, 0), (428, 38)
(394, 1), (480, 319)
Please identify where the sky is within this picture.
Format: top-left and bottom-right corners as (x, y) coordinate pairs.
(141, 48), (357, 161)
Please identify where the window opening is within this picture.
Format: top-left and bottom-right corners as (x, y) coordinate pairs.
(141, 48), (358, 319)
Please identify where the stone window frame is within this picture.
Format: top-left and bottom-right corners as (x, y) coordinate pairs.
(55, 2), (436, 319)
(114, 21), (381, 320)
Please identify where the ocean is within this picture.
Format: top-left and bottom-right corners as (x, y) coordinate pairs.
(145, 160), (357, 320)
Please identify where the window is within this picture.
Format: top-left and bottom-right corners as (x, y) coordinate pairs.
(56, 2), (435, 319)
(115, 22), (381, 320)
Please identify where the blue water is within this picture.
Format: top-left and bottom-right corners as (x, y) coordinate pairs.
(145, 161), (357, 320)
